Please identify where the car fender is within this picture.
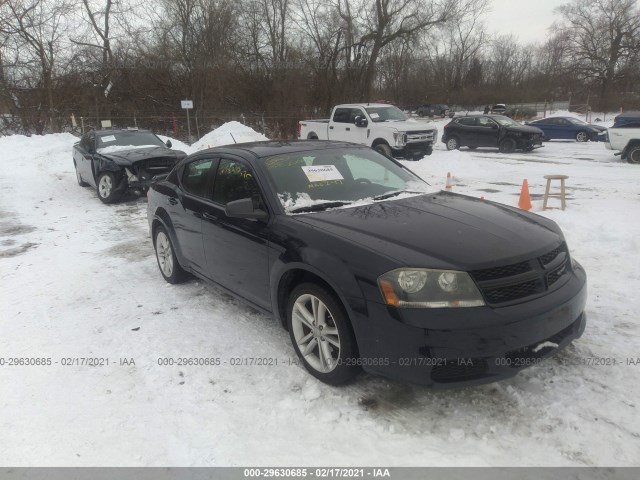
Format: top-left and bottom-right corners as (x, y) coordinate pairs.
(270, 255), (368, 334)
(150, 207), (189, 269)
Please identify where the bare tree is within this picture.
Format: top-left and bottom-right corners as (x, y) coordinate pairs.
(0, 0), (74, 132)
(351, 0), (455, 101)
(555, 0), (640, 109)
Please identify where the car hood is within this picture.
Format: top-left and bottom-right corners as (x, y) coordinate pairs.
(293, 192), (563, 270)
(505, 124), (544, 135)
(96, 147), (185, 166)
(378, 119), (437, 132)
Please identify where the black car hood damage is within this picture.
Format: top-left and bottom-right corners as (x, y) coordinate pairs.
(294, 191), (562, 270)
(96, 146), (183, 166)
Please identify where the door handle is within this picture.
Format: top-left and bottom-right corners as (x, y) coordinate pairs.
(168, 197), (178, 205)
(329, 126), (334, 130)
(203, 212), (218, 223)
(346, 127), (350, 131)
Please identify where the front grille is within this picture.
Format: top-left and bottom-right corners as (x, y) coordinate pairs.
(469, 243), (570, 306)
(134, 158), (176, 182)
(483, 279), (545, 304)
(547, 264), (567, 287)
(406, 131), (434, 143)
(540, 245), (562, 265)
(470, 261), (532, 281)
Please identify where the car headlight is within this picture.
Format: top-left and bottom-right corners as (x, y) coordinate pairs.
(393, 132), (407, 146)
(378, 268), (485, 308)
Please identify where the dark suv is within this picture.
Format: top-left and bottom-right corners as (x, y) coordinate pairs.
(442, 115), (544, 153)
(417, 104), (451, 118)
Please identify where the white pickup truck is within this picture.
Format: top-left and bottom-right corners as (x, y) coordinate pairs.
(604, 121), (640, 164)
(298, 103), (438, 159)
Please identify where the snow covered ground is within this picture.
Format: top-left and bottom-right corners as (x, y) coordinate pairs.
(1, 122), (639, 467)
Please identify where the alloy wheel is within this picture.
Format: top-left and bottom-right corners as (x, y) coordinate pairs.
(98, 175), (112, 198)
(291, 294), (341, 373)
(155, 231), (174, 278)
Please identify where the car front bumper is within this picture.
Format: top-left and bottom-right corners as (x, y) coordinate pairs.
(350, 262), (587, 387)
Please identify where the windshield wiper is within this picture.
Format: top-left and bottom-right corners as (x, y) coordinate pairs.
(373, 190), (423, 201)
(289, 201), (353, 213)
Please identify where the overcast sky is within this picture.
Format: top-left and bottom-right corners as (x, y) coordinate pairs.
(488, 0), (564, 44)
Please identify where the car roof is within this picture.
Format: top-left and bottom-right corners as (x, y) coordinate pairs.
(195, 140), (367, 159)
(95, 128), (151, 136)
(615, 111), (640, 119)
(338, 103), (397, 108)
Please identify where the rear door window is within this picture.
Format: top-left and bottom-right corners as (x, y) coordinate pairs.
(181, 158), (215, 198)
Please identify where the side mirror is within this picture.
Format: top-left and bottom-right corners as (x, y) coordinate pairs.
(354, 116), (368, 128)
(225, 198), (268, 220)
(165, 139), (173, 148)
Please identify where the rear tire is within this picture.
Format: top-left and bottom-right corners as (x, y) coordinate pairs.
(498, 138), (516, 153)
(374, 143), (393, 158)
(153, 226), (187, 284)
(287, 283), (360, 385)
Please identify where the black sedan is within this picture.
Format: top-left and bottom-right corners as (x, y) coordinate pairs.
(147, 140), (587, 387)
(73, 128), (187, 203)
(526, 116), (606, 142)
(442, 115), (544, 153)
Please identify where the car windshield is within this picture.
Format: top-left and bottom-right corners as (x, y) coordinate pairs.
(493, 116), (520, 127)
(260, 147), (431, 214)
(96, 131), (165, 152)
(365, 106), (408, 123)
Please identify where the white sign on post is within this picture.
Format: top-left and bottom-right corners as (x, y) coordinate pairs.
(181, 100), (194, 142)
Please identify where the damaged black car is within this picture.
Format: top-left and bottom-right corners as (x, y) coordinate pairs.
(442, 115), (544, 153)
(73, 128), (188, 203)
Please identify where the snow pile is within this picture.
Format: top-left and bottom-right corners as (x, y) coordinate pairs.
(191, 121), (268, 151)
(157, 135), (194, 155)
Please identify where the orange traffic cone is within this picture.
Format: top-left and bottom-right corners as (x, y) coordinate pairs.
(518, 179), (532, 211)
(445, 172), (453, 191)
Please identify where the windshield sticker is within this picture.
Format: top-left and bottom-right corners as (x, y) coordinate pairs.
(301, 165), (344, 182)
(100, 135), (116, 143)
(369, 113), (380, 119)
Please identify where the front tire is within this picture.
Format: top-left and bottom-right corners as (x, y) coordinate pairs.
(445, 137), (459, 150)
(374, 143), (393, 158)
(627, 146), (640, 164)
(96, 171), (123, 204)
(499, 138), (516, 153)
(287, 283), (360, 385)
(575, 130), (589, 142)
(153, 226), (187, 284)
